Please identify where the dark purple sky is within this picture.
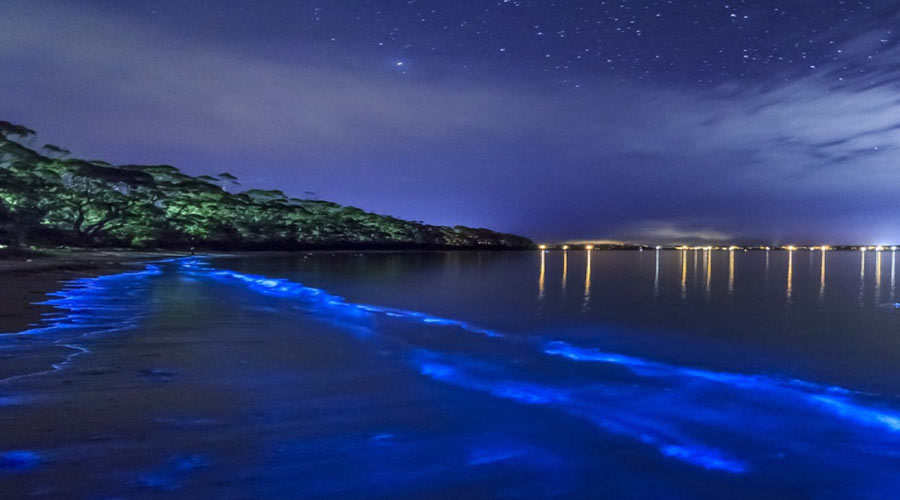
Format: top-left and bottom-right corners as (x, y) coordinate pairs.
(2, 0), (899, 244)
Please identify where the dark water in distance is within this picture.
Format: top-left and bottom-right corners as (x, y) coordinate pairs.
(3, 250), (900, 499)
(233, 249), (900, 392)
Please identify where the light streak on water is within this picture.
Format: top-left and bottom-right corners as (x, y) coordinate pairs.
(583, 250), (591, 311)
(692, 249), (698, 287)
(786, 249), (793, 303)
(653, 249), (660, 298)
(892, 250), (896, 303)
(728, 250), (735, 296)
(704, 249), (712, 299)
(819, 248), (827, 302)
(859, 250), (866, 308)
(538, 251), (546, 300)
(875, 250), (882, 306)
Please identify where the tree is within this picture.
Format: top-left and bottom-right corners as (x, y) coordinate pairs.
(217, 172), (239, 193)
(42, 144), (71, 158)
(0, 119), (535, 250)
(39, 160), (160, 245)
(0, 121), (36, 140)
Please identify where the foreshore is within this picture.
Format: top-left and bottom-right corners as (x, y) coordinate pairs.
(0, 247), (521, 335)
(0, 249), (193, 334)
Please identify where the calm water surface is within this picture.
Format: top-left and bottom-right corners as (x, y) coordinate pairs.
(2, 250), (900, 499)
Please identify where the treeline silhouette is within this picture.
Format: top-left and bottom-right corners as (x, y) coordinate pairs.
(0, 120), (533, 250)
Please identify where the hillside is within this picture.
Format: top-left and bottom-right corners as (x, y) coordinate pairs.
(0, 121), (533, 250)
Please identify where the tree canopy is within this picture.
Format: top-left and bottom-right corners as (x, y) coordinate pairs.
(0, 120), (534, 250)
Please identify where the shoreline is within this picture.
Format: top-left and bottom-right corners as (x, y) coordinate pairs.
(0, 250), (191, 335)
(0, 246), (529, 335)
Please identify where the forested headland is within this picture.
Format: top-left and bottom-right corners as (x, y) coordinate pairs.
(0, 121), (533, 251)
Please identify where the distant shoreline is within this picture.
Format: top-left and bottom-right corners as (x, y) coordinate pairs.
(538, 245), (897, 251)
(3, 242), (891, 335)
(0, 246), (533, 335)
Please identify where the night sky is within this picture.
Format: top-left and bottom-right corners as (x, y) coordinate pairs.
(2, 0), (899, 244)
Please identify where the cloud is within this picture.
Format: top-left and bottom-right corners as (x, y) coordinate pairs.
(618, 222), (733, 244)
(1, 1), (899, 241)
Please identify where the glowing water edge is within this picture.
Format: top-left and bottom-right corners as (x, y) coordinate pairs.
(2, 252), (900, 499)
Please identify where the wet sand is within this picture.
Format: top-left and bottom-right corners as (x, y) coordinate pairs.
(0, 250), (191, 334)
(0, 250), (194, 386)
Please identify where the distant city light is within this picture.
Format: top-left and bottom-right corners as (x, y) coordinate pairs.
(531, 243), (894, 252)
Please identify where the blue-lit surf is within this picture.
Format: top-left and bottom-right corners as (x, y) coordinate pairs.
(177, 258), (505, 339)
(5, 255), (900, 498)
(0, 264), (161, 384)
(413, 351), (748, 473)
(174, 258), (900, 478)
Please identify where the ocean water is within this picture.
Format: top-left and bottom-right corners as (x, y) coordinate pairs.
(2, 250), (900, 499)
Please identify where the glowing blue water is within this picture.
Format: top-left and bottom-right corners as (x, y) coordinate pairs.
(4, 253), (900, 498)
(0, 451), (41, 472)
(177, 258), (900, 484)
(0, 264), (161, 383)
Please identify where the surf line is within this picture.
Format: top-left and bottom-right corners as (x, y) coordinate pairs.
(183, 259), (900, 453)
(0, 264), (162, 384)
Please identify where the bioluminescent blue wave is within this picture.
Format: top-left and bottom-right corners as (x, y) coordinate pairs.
(5, 255), (900, 498)
(10, 265), (161, 336)
(809, 395), (900, 432)
(139, 454), (211, 491)
(0, 450), (41, 472)
(178, 259), (503, 338)
(467, 446), (527, 466)
(177, 258), (900, 476)
(0, 264), (162, 383)
(545, 340), (856, 394)
(414, 353), (748, 473)
(543, 340), (900, 434)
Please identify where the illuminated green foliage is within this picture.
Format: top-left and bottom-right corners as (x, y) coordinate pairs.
(0, 121), (533, 250)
